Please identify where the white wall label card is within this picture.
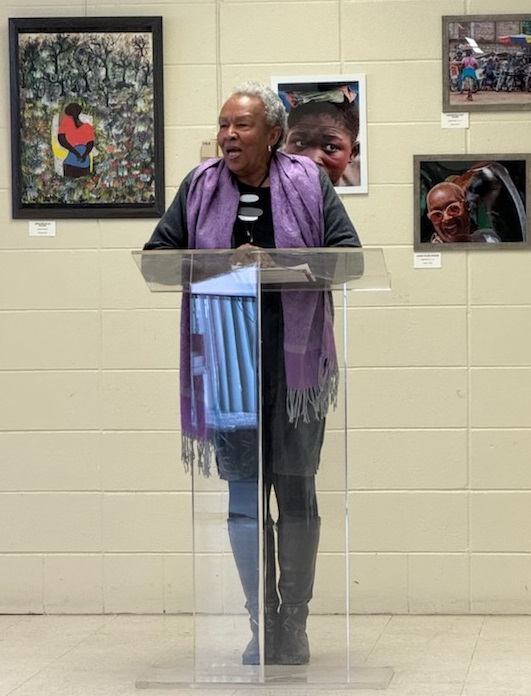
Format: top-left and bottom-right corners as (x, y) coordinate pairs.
(414, 253), (442, 269)
(29, 221), (56, 237)
(441, 112), (469, 129)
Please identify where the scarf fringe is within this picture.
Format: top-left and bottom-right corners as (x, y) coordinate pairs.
(286, 358), (339, 425)
(182, 434), (214, 477)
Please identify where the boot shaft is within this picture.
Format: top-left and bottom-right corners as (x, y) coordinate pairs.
(277, 516), (321, 606)
(228, 517), (279, 665)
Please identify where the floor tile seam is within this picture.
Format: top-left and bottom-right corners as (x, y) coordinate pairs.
(460, 614), (486, 695)
(4, 614), (119, 694)
(362, 613), (394, 664)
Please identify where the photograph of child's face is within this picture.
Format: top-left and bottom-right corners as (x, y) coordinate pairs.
(284, 107), (359, 186)
(272, 75), (368, 194)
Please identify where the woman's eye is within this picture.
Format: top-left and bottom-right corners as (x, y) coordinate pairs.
(324, 143), (341, 153)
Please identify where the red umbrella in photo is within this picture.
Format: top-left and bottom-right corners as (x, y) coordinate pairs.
(498, 34), (531, 46)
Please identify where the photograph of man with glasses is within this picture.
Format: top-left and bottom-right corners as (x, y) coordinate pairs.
(416, 157), (528, 248)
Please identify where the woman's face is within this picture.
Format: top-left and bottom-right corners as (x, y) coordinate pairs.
(284, 113), (357, 184)
(217, 94), (280, 185)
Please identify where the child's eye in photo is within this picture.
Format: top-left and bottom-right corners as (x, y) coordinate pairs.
(286, 132), (308, 150)
(323, 142), (342, 154)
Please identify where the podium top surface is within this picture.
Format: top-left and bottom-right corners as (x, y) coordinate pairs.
(133, 248), (390, 293)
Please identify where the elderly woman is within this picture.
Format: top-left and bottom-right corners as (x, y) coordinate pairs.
(144, 82), (361, 666)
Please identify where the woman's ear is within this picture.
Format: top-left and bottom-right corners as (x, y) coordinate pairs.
(268, 125), (283, 150)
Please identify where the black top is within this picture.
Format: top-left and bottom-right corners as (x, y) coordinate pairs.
(233, 182), (274, 248)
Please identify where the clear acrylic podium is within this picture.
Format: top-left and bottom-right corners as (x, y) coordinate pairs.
(133, 248), (392, 691)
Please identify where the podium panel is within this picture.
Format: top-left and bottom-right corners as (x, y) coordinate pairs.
(134, 249), (394, 690)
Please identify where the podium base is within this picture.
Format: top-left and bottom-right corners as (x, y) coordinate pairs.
(136, 664), (394, 690)
(135, 615), (394, 691)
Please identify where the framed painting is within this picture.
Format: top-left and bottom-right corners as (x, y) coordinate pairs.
(443, 14), (531, 113)
(9, 16), (164, 219)
(414, 154), (530, 250)
(271, 74), (368, 194)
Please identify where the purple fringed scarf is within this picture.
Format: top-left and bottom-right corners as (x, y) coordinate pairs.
(181, 152), (338, 473)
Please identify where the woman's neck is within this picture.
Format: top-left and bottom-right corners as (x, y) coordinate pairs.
(236, 161), (271, 188)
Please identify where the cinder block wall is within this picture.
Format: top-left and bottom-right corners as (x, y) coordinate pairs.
(2, 0), (531, 614)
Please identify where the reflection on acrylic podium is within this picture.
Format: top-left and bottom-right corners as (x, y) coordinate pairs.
(133, 248), (393, 691)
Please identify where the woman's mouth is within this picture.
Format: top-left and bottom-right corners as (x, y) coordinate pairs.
(225, 147), (241, 160)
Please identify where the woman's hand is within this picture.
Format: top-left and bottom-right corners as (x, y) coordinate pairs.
(232, 244), (275, 267)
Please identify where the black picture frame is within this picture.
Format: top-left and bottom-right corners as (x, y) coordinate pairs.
(414, 154), (530, 250)
(443, 14), (531, 113)
(9, 16), (165, 219)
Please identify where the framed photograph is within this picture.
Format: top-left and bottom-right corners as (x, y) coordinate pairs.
(414, 154), (530, 250)
(9, 17), (164, 219)
(443, 14), (531, 113)
(271, 74), (368, 194)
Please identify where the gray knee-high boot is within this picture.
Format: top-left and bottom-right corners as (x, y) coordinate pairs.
(277, 515), (321, 665)
(227, 517), (279, 665)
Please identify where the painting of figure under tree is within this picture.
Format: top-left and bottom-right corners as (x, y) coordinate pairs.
(54, 103), (96, 178)
(9, 17), (164, 218)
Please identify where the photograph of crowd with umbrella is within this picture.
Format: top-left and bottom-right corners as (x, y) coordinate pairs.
(443, 14), (531, 112)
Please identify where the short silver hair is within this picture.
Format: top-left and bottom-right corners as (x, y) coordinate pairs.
(230, 81), (288, 149)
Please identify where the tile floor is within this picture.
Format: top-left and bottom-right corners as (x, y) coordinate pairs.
(1, 613), (530, 696)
